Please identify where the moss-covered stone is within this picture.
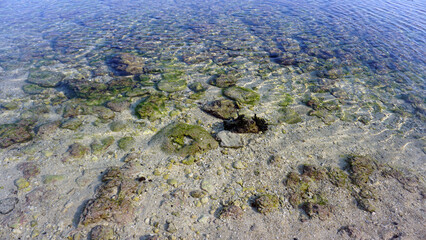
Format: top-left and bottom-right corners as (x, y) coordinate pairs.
(327, 167), (349, 188)
(91, 136), (115, 155)
(188, 82), (207, 92)
(301, 202), (331, 220)
(106, 99), (131, 112)
(346, 155), (378, 186)
(218, 203), (244, 220)
(27, 70), (65, 87)
(224, 115), (268, 133)
(0, 121), (34, 148)
(278, 108), (302, 124)
(157, 72), (187, 92)
(201, 99), (239, 120)
(42, 175), (65, 184)
(151, 122), (218, 156)
(22, 84), (45, 95)
(80, 166), (141, 225)
(135, 93), (167, 121)
(109, 121), (128, 132)
(210, 72), (239, 88)
(252, 194), (279, 214)
(66, 143), (89, 159)
(109, 52), (145, 75)
(14, 178), (30, 190)
(61, 118), (83, 130)
(89, 225), (118, 240)
(223, 86), (260, 105)
(118, 137), (135, 151)
(1, 102), (19, 110)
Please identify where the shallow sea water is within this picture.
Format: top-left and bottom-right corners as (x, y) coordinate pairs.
(0, 0), (425, 239)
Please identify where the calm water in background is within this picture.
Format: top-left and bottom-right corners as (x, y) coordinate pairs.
(0, 0), (425, 140)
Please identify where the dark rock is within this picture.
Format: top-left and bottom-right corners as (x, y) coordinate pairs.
(80, 166), (141, 225)
(301, 202), (331, 220)
(106, 99), (131, 112)
(223, 86), (260, 105)
(66, 143), (89, 159)
(27, 70), (65, 87)
(16, 162), (40, 179)
(0, 197), (19, 214)
(223, 115), (267, 133)
(218, 204), (243, 219)
(252, 194), (279, 214)
(89, 225), (117, 240)
(201, 99), (238, 120)
(109, 53), (145, 76)
(0, 121), (34, 148)
(36, 120), (60, 137)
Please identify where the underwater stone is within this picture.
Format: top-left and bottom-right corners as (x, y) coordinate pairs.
(346, 155), (378, 186)
(201, 99), (239, 120)
(0, 121), (34, 148)
(91, 136), (115, 155)
(27, 70), (65, 87)
(190, 190), (206, 198)
(66, 79), (108, 100)
(67, 143), (89, 159)
(22, 84), (45, 95)
(89, 225), (118, 240)
(223, 86), (260, 105)
(109, 53), (145, 76)
(61, 118), (83, 130)
(36, 120), (60, 137)
(118, 137), (135, 151)
(0, 197), (19, 215)
(151, 122), (218, 156)
(135, 93), (167, 121)
(218, 203), (243, 220)
(80, 166), (140, 225)
(16, 162), (40, 179)
(106, 99), (131, 112)
(278, 108), (302, 124)
(252, 194), (279, 214)
(42, 175), (65, 184)
(210, 73), (239, 88)
(14, 178), (30, 190)
(157, 72), (187, 92)
(216, 130), (243, 148)
(224, 115), (268, 133)
(301, 202), (331, 220)
(188, 82), (207, 92)
(109, 121), (128, 132)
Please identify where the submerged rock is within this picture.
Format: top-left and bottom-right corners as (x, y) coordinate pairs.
(0, 197), (19, 215)
(27, 70), (65, 87)
(210, 72), (239, 88)
(201, 99), (239, 120)
(216, 130), (243, 148)
(89, 225), (118, 240)
(0, 121), (34, 148)
(150, 122), (218, 156)
(135, 93), (167, 121)
(278, 108), (302, 124)
(91, 136), (115, 155)
(61, 118), (83, 130)
(22, 84), (45, 95)
(301, 202), (331, 220)
(223, 86), (260, 105)
(218, 203), (244, 220)
(252, 194), (279, 214)
(109, 53), (145, 76)
(66, 143), (89, 159)
(80, 166), (142, 225)
(157, 72), (187, 92)
(106, 99), (131, 112)
(223, 115), (268, 133)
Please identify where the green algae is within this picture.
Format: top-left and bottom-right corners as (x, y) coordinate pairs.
(223, 86), (260, 105)
(135, 93), (167, 121)
(252, 194), (279, 214)
(278, 108), (302, 124)
(118, 137), (135, 151)
(151, 122), (218, 156)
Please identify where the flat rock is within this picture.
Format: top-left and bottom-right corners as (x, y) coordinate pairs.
(0, 197), (19, 214)
(217, 131), (243, 148)
(201, 99), (238, 120)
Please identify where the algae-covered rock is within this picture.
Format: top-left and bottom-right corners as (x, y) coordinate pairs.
(218, 203), (243, 220)
(346, 155), (378, 186)
(80, 166), (141, 225)
(16, 162), (40, 179)
(109, 121), (128, 132)
(188, 82), (207, 93)
(157, 72), (187, 92)
(210, 72), (239, 88)
(252, 194), (279, 214)
(301, 202), (331, 220)
(109, 52), (145, 75)
(66, 143), (89, 159)
(224, 115), (268, 133)
(66, 79), (108, 100)
(14, 178), (30, 190)
(135, 93), (167, 121)
(42, 175), (65, 184)
(201, 99), (239, 120)
(0, 121), (34, 148)
(27, 70), (65, 87)
(278, 108), (302, 124)
(91, 136), (115, 155)
(106, 99), (131, 112)
(151, 122), (218, 156)
(223, 86), (260, 105)
(118, 137), (135, 151)
(22, 84), (45, 95)
(61, 118), (83, 130)
(89, 225), (118, 240)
